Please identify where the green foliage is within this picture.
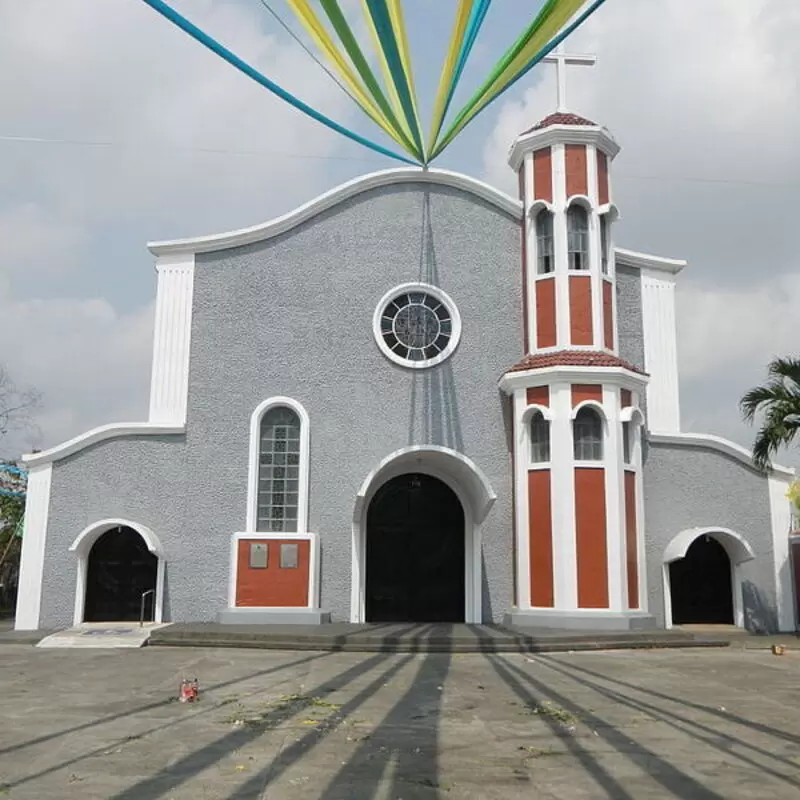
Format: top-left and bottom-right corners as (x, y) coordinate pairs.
(0, 493), (23, 553)
(740, 357), (800, 471)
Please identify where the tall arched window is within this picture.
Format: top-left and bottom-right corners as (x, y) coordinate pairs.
(257, 406), (302, 531)
(573, 406), (603, 461)
(530, 412), (550, 463)
(567, 205), (589, 271)
(535, 211), (554, 274)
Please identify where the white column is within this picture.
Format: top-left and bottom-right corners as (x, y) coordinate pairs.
(14, 464), (52, 630)
(551, 144), (570, 349)
(513, 388), (531, 607)
(148, 253), (195, 425)
(587, 145), (604, 350)
(550, 382), (577, 609)
(641, 268), (681, 431)
(603, 385), (624, 611)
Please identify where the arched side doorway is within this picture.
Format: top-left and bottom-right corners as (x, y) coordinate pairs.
(663, 527), (755, 629)
(351, 446), (496, 624)
(70, 519), (165, 626)
(366, 474), (465, 622)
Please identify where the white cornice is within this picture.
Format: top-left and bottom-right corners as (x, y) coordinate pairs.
(499, 365), (648, 395)
(649, 431), (795, 478)
(508, 125), (620, 172)
(22, 422), (185, 467)
(147, 168), (523, 256)
(615, 248), (686, 275)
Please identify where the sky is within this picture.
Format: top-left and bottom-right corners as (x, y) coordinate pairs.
(1, 0), (798, 465)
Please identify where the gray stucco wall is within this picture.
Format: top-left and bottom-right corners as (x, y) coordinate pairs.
(41, 436), (188, 628)
(37, 179), (674, 629)
(642, 441), (778, 631)
(615, 265), (645, 372)
(187, 184), (521, 622)
(41, 182), (524, 626)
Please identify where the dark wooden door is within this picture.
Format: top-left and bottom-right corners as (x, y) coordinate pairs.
(670, 536), (733, 625)
(366, 473), (465, 622)
(84, 527), (157, 622)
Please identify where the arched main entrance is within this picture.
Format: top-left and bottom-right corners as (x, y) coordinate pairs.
(84, 526), (158, 622)
(366, 473), (465, 622)
(669, 535), (733, 625)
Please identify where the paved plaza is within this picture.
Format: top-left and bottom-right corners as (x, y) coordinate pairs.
(0, 643), (798, 798)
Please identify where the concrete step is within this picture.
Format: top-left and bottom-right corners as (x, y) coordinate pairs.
(147, 622), (729, 654)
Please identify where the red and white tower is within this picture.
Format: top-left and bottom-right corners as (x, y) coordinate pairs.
(501, 51), (653, 629)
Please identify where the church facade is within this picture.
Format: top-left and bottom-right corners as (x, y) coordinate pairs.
(15, 112), (797, 633)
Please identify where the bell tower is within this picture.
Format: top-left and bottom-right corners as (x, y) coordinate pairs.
(501, 50), (654, 630)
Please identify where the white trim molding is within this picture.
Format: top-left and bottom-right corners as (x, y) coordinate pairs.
(649, 431), (794, 478)
(350, 445), (496, 624)
(508, 124), (620, 172)
(372, 282), (462, 370)
(14, 464), (52, 630)
(148, 253), (195, 425)
(500, 365), (648, 395)
(148, 168), (522, 256)
(768, 473), (796, 631)
(662, 527), (756, 630)
(615, 248), (686, 275)
(246, 396), (311, 533)
(21, 422), (185, 467)
(227, 531), (320, 610)
(69, 519), (166, 626)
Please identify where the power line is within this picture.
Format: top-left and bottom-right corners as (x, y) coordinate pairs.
(0, 134), (386, 163)
(1, 133), (798, 189)
(254, 0), (357, 107)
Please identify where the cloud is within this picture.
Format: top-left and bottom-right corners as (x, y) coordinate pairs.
(480, 0), (800, 455)
(0, 296), (154, 458)
(0, 0), (368, 452)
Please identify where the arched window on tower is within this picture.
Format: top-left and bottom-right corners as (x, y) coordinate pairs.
(257, 406), (302, 531)
(530, 411), (551, 463)
(600, 214), (610, 274)
(573, 406), (603, 461)
(567, 205), (589, 271)
(535, 210), (554, 274)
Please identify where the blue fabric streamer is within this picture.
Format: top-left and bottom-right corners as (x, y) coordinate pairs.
(139, 0), (419, 165)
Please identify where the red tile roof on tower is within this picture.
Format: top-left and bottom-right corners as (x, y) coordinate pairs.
(522, 112), (597, 135)
(505, 350), (646, 375)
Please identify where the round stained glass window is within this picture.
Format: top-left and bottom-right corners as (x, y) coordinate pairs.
(373, 283), (461, 368)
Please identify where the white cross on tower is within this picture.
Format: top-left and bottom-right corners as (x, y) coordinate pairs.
(542, 46), (596, 112)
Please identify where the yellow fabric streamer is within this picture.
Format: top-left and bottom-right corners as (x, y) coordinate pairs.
(285, 0), (412, 152)
(428, 0), (473, 150)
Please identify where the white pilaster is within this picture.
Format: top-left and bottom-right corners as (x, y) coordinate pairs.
(603, 385), (624, 611)
(768, 473), (796, 631)
(551, 144), (570, 348)
(513, 389), (531, 607)
(14, 464), (52, 630)
(550, 381), (577, 609)
(641, 267), (681, 431)
(148, 253), (195, 425)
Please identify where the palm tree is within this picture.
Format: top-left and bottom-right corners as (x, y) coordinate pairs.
(740, 357), (800, 471)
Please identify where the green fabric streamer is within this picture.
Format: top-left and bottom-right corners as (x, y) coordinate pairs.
(432, 0), (589, 159)
(319, 0), (419, 158)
